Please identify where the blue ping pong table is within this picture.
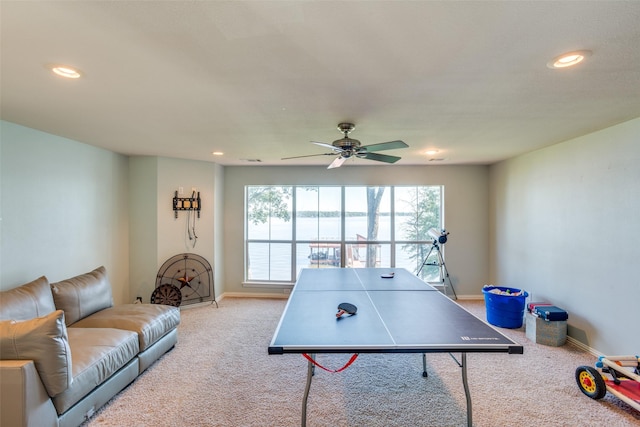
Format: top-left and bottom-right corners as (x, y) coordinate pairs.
(268, 268), (523, 427)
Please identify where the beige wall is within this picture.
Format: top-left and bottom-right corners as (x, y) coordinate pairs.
(489, 117), (640, 354)
(223, 165), (490, 297)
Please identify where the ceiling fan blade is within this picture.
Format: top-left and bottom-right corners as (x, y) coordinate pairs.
(361, 140), (408, 152)
(282, 153), (335, 160)
(327, 156), (347, 169)
(361, 152), (401, 164)
(312, 141), (341, 151)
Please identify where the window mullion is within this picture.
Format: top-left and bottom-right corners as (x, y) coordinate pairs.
(291, 186), (296, 282)
(390, 186), (395, 267)
(340, 186), (346, 267)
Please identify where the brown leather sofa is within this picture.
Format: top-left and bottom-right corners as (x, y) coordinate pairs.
(0, 266), (180, 427)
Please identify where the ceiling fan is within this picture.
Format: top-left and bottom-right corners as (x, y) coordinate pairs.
(283, 123), (409, 169)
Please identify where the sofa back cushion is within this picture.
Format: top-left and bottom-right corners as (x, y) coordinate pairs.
(0, 310), (73, 397)
(0, 276), (56, 321)
(50, 266), (114, 326)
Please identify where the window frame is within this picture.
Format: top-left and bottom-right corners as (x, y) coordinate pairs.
(243, 185), (444, 287)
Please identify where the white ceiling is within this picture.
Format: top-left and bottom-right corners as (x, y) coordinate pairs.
(2, 1), (640, 168)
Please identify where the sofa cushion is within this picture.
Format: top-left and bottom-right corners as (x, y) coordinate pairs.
(0, 310), (73, 397)
(71, 304), (180, 351)
(0, 276), (56, 321)
(50, 266), (114, 326)
(52, 327), (139, 415)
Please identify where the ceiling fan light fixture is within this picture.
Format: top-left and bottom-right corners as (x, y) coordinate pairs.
(51, 65), (82, 79)
(337, 122), (355, 135)
(547, 50), (591, 69)
(425, 149), (439, 155)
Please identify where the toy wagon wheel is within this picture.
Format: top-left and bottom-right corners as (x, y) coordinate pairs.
(576, 366), (607, 400)
(150, 284), (182, 307)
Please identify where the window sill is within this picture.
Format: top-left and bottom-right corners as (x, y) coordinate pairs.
(242, 281), (294, 289)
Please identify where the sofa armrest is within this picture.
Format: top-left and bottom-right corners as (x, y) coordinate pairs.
(0, 360), (58, 427)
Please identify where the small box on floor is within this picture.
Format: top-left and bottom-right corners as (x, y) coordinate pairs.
(534, 305), (569, 321)
(525, 312), (567, 346)
(527, 302), (552, 313)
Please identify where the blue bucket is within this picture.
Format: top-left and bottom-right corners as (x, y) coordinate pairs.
(482, 286), (529, 328)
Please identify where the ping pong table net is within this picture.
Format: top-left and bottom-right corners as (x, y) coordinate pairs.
(302, 353), (359, 373)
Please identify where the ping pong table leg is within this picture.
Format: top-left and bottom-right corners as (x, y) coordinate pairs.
(449, 352), (473, 427)
(422, 353), (428, 377)
(461, 353), (472, 427)
(301, 354), (315, 427)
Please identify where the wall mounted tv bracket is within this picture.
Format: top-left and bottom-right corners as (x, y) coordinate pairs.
(173, 190), (201, 218)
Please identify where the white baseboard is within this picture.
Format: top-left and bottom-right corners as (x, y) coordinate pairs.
(453, 295), (484, 301)
(566, 336), (602, 357)
(219, 292), (290, 300)
(220, 292), (483, 301)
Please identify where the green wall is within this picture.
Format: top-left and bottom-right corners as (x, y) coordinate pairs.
(222, 165), (490, 297)
(489, 117), (640, 354)
(0, 121), (130, 302)
(3, 116), (639, 355)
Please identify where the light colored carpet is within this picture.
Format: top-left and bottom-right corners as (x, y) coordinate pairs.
(83, 298), (640, 426)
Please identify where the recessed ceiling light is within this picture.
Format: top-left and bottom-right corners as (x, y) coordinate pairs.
(51, 65), (82, 79)
(425, 149), (439, 155)
(547, 50), (592, 69)
(212, 151), (224, 156)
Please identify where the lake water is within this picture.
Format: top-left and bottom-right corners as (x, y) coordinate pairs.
(247, 217), (440, 282)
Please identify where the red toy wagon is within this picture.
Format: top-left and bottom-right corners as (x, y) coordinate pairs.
(576, 355), (640, 412)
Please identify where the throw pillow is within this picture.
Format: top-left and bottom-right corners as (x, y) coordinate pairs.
(0, 310), (73, 397)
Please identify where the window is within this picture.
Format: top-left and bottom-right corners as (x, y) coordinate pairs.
(245, 185), (443, 284)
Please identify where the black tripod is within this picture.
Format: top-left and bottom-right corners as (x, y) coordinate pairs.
(417, 240), (457, 299)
